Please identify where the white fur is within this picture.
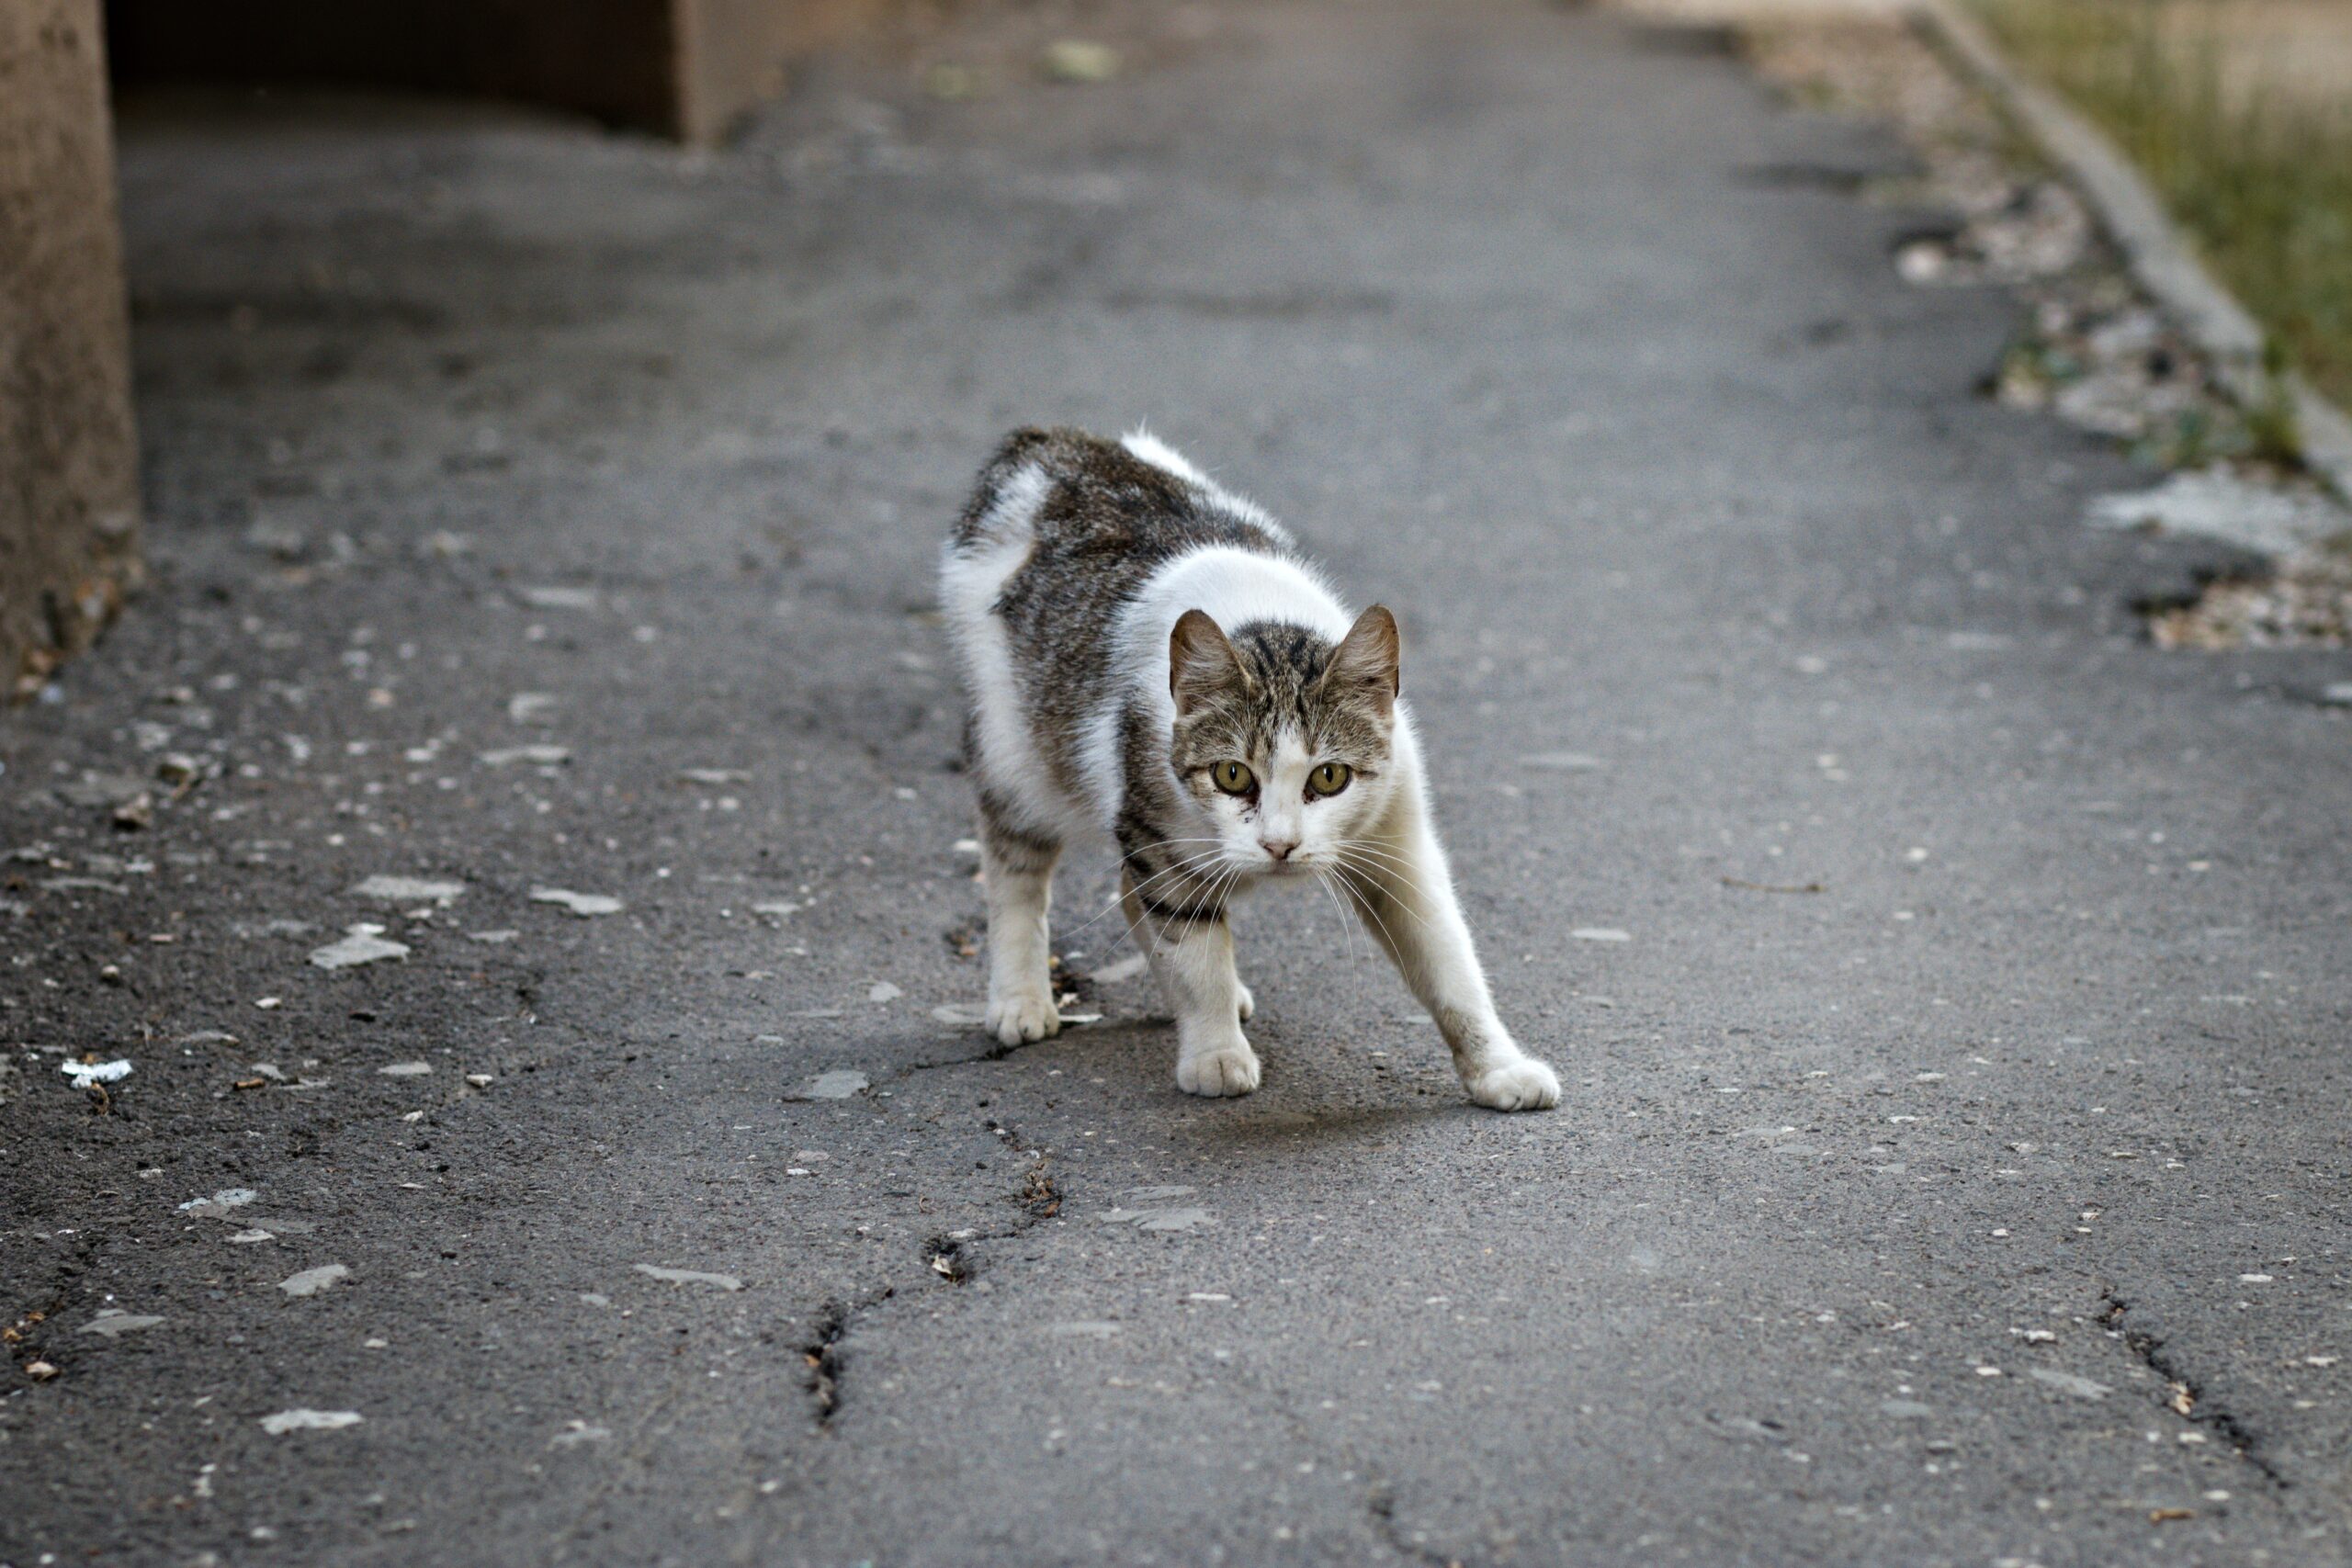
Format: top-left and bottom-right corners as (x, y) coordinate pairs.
(1341, 718), (1560, 1109)
(1118, 429), (1208, 485)
(1073, 543), (1351, 831)
(981, 840), (1059, 1045)
(1122, 427), (1292, 544)
(944, 434), (1560, 1111)
(937, 462), (1099, 846)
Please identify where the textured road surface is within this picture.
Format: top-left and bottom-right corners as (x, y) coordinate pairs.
(6, 3), (2350, 1564)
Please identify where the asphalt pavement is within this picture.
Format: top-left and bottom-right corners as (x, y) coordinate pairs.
(4, 2), (2348, 1564)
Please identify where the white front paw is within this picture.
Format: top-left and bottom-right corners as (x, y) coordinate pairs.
(1465, 1056), (1561, 1111)
(1177, 1040), (1261, 1098)
(986, 986), (1060, 1046)
(1235, 981), (1255, 1022)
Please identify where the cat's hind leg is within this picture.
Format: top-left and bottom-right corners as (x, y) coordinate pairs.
(980, 797), (1062, 1046)
(1121, 871), (1259, 1096)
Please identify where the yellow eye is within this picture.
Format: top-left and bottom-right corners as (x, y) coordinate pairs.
(1212, 761), (1255, 795)
(1308, 761), (1353, 797)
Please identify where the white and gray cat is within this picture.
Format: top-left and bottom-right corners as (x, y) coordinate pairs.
(940, 427), (1559, 1111)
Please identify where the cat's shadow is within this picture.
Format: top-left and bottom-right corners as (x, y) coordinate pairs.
(1192, 1100), (1460, 1145)
(1069, 1017), (1472, 1143)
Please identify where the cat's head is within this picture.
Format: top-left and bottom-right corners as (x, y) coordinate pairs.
(1167, 605), (1401, 877)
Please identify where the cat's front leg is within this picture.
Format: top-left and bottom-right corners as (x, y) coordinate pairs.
(979, 803), (1062, 1046)
(1340, 798), (1561, 1112)
(1121, 872), (1259, 1097)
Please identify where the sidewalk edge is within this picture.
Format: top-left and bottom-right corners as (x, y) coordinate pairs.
(1908, 0), (2352, 508)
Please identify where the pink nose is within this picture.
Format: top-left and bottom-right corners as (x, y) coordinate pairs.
(1260, 839), (1297, 862)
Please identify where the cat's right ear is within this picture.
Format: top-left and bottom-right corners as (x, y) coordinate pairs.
(1170, 609), (1242, 716)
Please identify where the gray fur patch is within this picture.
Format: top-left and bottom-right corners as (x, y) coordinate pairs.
(978, 789), (1061, 874)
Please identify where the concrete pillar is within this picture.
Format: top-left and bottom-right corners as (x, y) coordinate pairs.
(0, 0), (141, 700)
(673, 0), (882, 143)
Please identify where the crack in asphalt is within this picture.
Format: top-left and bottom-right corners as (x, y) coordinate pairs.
(1367, 1487), (1463, 1568)
(892, 1035), (1046, 1076)
(2102, 1292), (2289, 1489)
(937, 1118), (1063, 1273)
(802, 1114), (1059, 1427)
(800, 1287), (892, 1428)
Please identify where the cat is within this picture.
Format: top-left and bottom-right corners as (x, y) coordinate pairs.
(939, 426), (1560, 1111)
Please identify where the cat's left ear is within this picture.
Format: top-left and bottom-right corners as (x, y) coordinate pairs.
(1322, 604), (1400, 717)
(1170, 608), (1247, 716)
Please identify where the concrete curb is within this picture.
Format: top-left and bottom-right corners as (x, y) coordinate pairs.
(1909, 0), (2352, 506)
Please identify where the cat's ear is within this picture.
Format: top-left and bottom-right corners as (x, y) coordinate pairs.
(1322, 604), (1400, 717)
(1170, 609), (1244, 716)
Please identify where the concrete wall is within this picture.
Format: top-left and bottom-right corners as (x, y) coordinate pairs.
(0, 0), (141, 701)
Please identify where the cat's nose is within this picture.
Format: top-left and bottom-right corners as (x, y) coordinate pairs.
(1260, 838), (1297, 862)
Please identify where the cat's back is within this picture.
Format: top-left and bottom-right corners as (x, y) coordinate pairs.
(943, 425), (1303, 686)
(947, 425), (1287, 574)
(940, 427), (1322, 834)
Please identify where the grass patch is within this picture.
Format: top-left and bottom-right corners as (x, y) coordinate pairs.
(1972, 0), (2352, 410)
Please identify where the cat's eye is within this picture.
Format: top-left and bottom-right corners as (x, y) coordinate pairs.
(1307, 761), (1353, 797)
(1211, 761), (1255, 795)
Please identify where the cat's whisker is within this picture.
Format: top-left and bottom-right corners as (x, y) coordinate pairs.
(1326, 862), (1406, 958)
(1106, 857), (1215, 912)
(1329, 857), (1439, 952)
(1063, 846), (1233, 943)
(1174, 864), (1237, 948)
(1312, 866), (1364, 965)
(1058, 859), (1221, 950)
(1327, 868), (1398, 964)
(1118, 846), (1236, 908)
(1330, 841), (1441, 908)
(1329, 849), (1442, 938)
(1098, 847), (1238, 944)
(1327, 840), (1430, 882)
(1182, 864), (1245, 949)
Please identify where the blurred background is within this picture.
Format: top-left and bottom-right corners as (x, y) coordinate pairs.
(5, 0), (2347, 688)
